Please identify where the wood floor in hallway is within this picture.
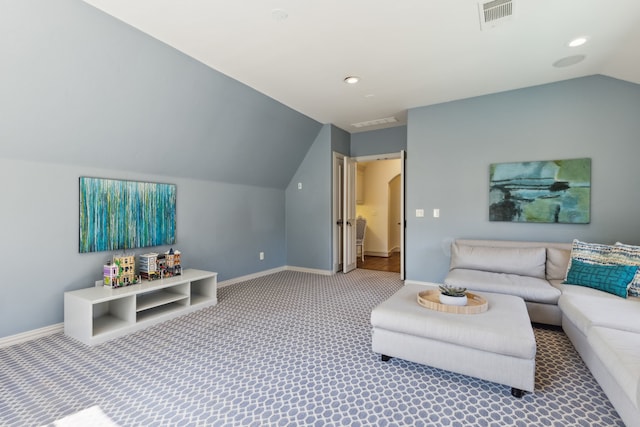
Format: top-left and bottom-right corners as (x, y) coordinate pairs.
(357, 252), (401, 273)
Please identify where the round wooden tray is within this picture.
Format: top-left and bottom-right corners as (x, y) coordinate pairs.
(417, 290), (488, 314)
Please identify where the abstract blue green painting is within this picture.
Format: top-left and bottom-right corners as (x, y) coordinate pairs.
(489, 158), (591, 223)
(79, 177), (176, 253)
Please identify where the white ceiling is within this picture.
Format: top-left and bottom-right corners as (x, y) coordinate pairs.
(82, 0), (640, 133)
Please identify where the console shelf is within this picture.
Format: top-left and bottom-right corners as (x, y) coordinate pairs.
(64, 269), (217, 346)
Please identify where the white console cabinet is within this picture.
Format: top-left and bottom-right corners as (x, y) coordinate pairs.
(64, 269), (217, 346)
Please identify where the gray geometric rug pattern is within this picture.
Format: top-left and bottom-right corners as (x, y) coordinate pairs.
(0, 269), (623, 426)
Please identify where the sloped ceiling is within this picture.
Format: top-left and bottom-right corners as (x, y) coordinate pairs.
(0, 1), (322, 189)
(82, 0), (640, 132)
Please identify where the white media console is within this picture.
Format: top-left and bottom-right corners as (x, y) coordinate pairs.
(64, 269), (217, 346)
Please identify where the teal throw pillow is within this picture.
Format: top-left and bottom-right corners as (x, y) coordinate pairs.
(564, 259), (638, 298)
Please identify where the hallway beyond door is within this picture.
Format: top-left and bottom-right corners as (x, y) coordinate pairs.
(357, 252), (400, 273)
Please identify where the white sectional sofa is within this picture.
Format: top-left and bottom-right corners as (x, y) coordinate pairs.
(444, 239), (572, 326)
(443, 239), (640, 427)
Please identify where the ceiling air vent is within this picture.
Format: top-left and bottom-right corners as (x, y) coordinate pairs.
(351, 116), (398, 129)
(478, 0), (513, 30)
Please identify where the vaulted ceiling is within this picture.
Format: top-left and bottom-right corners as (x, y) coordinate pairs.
(82, 0), (640, 133)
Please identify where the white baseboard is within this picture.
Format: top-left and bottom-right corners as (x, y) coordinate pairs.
(365, 251), (389, 257)
(217, 266), (287, 288)
(285, 266), (334, 276)
(0, 323), (63, 348)
(365, 249), (402, 257)
(403, 279), (441, 287)
(217, 265), (333, 288)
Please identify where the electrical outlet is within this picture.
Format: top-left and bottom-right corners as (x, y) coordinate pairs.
(433, 209), (440, 218)
(259, 252), (265, 261)
(416, 209), (424, 218)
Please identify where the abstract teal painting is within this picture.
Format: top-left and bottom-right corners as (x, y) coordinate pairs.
(79, 177), (176, 253)
(489, 158), (591, 223)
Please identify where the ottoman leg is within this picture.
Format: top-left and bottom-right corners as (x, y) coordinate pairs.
(511, 388), (525, 398)
(381, 354), (392, 362)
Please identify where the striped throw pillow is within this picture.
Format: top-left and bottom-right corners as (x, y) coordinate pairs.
(567, 239), (640, 297)
(614, 242), (640, 297)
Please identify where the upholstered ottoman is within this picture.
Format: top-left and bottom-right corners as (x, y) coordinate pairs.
(371, 284), (536, 397)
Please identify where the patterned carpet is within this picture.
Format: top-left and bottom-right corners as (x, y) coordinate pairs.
(0, 269), (623, 426)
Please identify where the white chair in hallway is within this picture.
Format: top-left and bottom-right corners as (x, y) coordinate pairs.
(356, 217), (367, 262)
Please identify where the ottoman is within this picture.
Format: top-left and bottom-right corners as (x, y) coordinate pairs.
(371, 284), (536, 396)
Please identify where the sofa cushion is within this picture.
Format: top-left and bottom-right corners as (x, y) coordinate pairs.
(564, 259), (637, 298)
(558, 287), (640, 335)
(445, 268), (561, 304)
(587, 326), (640, 410)
(546, 247), (571, 280)
(450, 243), (546, 278)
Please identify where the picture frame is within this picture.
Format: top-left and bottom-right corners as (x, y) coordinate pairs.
(489, 158), (591, 224)
(79, 177), (177, 253)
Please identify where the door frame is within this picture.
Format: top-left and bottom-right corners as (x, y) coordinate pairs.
(332, 152), (344, 273)
(342, 156), (357, 273)
(333, 150), (406, 278)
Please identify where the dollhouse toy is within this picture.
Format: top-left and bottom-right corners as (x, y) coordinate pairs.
(139, 252), (159, 281)
(164, 248), (182, 277)
(104, 253), (139, 288)
(138, 249), (182, 281)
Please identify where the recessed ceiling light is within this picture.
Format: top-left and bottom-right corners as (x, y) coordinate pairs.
(271, 9), (288, 21)
(344, 76), (360, 84)
(568, 37), (588, 47)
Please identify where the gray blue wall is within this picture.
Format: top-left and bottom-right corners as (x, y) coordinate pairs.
(0, 159), (287, 336)
(406, 75), (640, 283)
(351, 126), (407, 157)
(0, 0), (321, 188)
(0, 0), (322, 338)
(285, 125), (350, 271)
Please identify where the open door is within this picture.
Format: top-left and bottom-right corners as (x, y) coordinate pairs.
(400, 150), (406, 280)
(332, 153), (344, 273)
(342, 156), (357, 273)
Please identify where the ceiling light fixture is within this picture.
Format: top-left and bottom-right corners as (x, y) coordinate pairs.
(344, 76), (360, 84)
(568, 37), (588, 47)
(271, 9), (288, 21)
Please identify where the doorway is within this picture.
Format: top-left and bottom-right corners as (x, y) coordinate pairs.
(333, 151), (405, 278)
(355, 160), (402, 274)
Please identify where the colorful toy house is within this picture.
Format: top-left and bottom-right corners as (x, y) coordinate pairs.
(139, 253), (160, 281)
(104, 254), (138, 288)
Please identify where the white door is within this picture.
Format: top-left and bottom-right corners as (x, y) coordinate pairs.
(332, 153), (344, 273)
(388, 175), (402, 253)
(343, 156), (357, 273)
(400, 150), (406, 280)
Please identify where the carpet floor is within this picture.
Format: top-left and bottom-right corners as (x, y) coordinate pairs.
(0, 269), (623, 426)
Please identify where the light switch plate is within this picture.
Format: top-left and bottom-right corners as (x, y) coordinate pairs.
(416, 209), (425, 218)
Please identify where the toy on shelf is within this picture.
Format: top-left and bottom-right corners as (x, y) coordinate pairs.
(166, 248), (182, 275)
(138, 248), (182, 281)
(139, 252), (160, 281)
(104, 253), (139, 288)
(158, 248), (182, 278)
(103, 263), (119, 288)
